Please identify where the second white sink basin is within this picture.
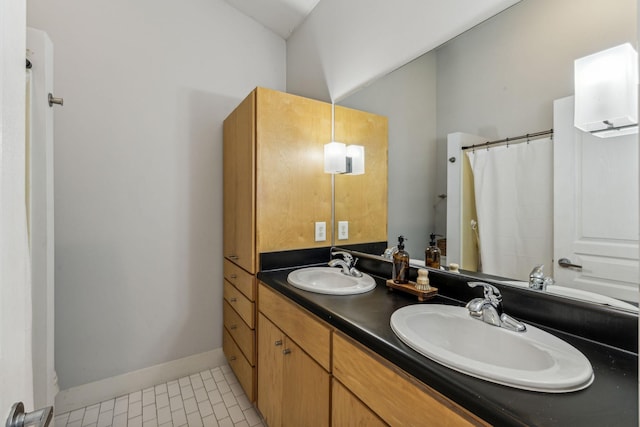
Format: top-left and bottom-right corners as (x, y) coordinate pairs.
(287, 267), (376, 295)
(390, 304), (594, 393)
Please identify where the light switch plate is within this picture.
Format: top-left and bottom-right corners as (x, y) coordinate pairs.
(338, 221), (349, 240)
(315, 222), (326, 242)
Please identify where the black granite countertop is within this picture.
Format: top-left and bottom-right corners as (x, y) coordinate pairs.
(257, 267), (638, 427)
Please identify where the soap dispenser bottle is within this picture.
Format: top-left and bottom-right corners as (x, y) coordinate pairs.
(425, 233), (441, 269)
(393, 236), (410, 284)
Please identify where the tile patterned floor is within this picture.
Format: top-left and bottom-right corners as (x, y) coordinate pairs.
(54, 365), (265, 427)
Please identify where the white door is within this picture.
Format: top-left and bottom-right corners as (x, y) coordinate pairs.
(1, 2), (44, 424)
(553, 96), (639, 303)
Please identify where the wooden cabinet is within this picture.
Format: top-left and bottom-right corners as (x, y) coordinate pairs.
(332, 332), (488, 427)
(223, 92), (255, 274)
(223, 87), (387, 403)
(258, 283), (331, 427)
(222, 259), (256, 401)
(334, 105), (388, 245)
(332, 379), (387, 427)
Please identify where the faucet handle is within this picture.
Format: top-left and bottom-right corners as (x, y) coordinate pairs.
(468, 282), (502, 305)
(529, 264), (545, 279)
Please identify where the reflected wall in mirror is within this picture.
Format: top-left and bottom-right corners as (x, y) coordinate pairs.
(338, 0), (638, 310)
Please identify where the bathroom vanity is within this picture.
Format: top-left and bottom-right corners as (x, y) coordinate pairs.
(255, 249), (638, 427)
(222, 88), (387, 402)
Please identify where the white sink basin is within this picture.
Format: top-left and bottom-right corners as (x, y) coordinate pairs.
(390, 304), (594, 393)
(287, 267), (376, 295)
(500, 280), (638, 312)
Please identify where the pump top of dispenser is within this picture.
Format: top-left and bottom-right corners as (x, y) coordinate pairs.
(429, 233), (437, 246)
(397, 235), (406, 250)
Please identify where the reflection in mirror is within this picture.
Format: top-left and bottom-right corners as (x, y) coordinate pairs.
(338, 0), (638, 311)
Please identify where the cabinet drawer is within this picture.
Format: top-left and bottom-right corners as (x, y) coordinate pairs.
(223, 328), (255, 402)
(224, 259), (255, 301)
(224, 281), (255, 328)
(258, 283), (331, 371)
(333, 332), (488, 427)
(223, 300), (255, 365)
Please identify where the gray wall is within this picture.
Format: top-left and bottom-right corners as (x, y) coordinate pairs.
(27, 0), (285, 389)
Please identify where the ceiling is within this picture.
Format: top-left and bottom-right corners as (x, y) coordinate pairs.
(223, 0), (321, 39)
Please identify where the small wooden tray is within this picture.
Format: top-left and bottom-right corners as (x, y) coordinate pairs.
(386, 279), (438, 302)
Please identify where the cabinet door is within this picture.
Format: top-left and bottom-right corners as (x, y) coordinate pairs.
(282, 338), (330, 427)
(257, 314), (284, 427)
(334, 105), (388, 245)
(255, 87), (332, 252)
(223, 90), (256, 273)
(332, 379), (387, 427)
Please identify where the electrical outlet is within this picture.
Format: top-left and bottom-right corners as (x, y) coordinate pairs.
(315, 221), (326, 242)
(338, 221), (349, 240)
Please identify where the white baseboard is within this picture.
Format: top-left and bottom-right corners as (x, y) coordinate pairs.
(55, 348), (226, 414)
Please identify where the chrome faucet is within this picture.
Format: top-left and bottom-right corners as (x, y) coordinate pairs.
(466, 282), (526, 332)
(529, 265), (555, 291)
(329, 250), (363, 277)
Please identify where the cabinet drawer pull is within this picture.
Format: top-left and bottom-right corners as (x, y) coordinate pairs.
(230, 297), (237, 302)
(230, 324), (237, 330)
(230, 355), (237, 361)
(230, 274), (238, 279)
(283, 349), (291, 355)
(274, 340), (283, 346)
(229, 255), (239, 260)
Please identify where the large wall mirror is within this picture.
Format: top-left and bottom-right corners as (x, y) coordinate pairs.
(338, 0), (638, 312)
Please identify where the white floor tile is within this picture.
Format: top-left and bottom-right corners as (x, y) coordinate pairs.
(82, 405), (99, 426)
(171, 408), (187, 426)
(154, 384), (168, 395)
(184, 397), (198, 415)
(112, 413), (127, 427)
(197, 400), (213, 418)
(216, 417), (233, 427)
(170, 394), (184, 411)
(186, 411), (204, 427)
(96, 410), (112, 427)
(190, 374), (204, 390)
(55, 365), (263, 427)
(128, 416), (142, 427)
(68, 409), (85, 423)
(113, 397), (128, 415)
(227, 405), (244, 423)
(142, 403), (156, 422)
(207, 390), (222, 405)
(212, 402), (229, 421)
(128, 400), (142, 418)
(201, 414), (218, 427)
(129, 391), (142, 403)
(155, 393), (169, 409)
(221, 392), (236, 408)
(167, 381), (180, 397)
(157, 405), (172, 425)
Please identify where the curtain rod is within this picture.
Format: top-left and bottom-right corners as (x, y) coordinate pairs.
(461, 129), (553, 151)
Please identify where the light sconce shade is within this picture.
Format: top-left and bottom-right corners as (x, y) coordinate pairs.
(324, 141), (347, 174)
(346, 144), (365, 175)
(324, 142), (365, 175)
(574, 43), (638, 138)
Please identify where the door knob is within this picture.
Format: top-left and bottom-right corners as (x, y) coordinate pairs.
(558, 258), (582, 269)
(6, 402), (53, 427)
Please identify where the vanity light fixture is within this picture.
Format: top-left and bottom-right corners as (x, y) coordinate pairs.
(323, 142), (365, 175)
(574, 43), (638, 138)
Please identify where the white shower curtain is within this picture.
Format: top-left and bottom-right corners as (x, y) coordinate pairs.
(466, 137), (553, 281)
